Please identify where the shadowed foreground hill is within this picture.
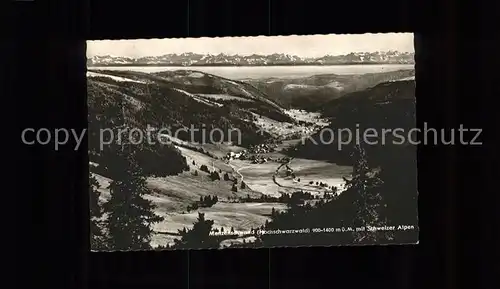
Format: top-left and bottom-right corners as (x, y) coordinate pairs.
(287, 79), (416, 166)
(245, 69), (415, 110)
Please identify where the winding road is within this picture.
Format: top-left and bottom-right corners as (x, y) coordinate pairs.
(227, 162), (254, 182)
(272, 160), (290, 187)
(227, 157), (299, 191)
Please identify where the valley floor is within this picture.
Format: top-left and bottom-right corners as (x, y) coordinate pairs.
(94, 108), (352, 248)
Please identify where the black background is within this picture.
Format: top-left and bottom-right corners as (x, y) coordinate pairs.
(8, 0), (497, 288)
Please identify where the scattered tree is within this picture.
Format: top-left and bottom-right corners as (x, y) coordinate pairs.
(89, 175), (105, 250)
(345, 145), (388, 243)
(101, 146), (163, 250)
(209, 171), (221, 181)
(200, 165), (210, 173)
(172, 212), (220, 249)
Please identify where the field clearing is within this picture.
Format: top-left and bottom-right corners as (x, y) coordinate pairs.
(276, 139), (303, 151)
(157, 202), (287, 232)
(251, 112), (315, 138)
(148, 172), (259, 205)
(220, 236), (257, 248)
(277, 158), (352, 192)
(238, 177), (284, 196)
(87, 71), (147, 84)
(197, 93), (253, 102)
(159, 134), (245, 160)
(288, 158), (352, 176)
(175, 146), (233, 172)
(276, 177), (346, 195)
(284, 109), (330, 126)
(92, 171), (249, 211)
(250, 108), (329, 140)
(200, 143), (247, 158)
(172, 88), (223, 107)
(230, 159), (278, 175)
(151, 201), (288, 246)
(151, 234), (179, 248)
(230, 156), (352, 196)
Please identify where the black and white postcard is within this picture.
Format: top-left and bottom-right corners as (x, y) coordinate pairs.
(87, 33), (418, 251)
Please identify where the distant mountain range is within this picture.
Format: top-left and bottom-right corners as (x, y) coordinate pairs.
(87, 51), (414, 66)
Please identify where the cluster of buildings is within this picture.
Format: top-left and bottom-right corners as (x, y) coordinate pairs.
(248, 143), (277, 154)
(224, 150), (247, 162)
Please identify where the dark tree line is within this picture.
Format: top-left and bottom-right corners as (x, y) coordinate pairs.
(187, 195), (219, 211)
(198, 165), (225, 181)
(228, 191), (320, 204)
(199, 165), (210, 173)
(209, 171), (221, 181)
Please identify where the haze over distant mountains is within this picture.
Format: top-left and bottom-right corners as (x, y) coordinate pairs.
(87, 51), (414, 66)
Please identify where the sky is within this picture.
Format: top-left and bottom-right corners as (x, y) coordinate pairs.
(87, 33), (414, 58)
